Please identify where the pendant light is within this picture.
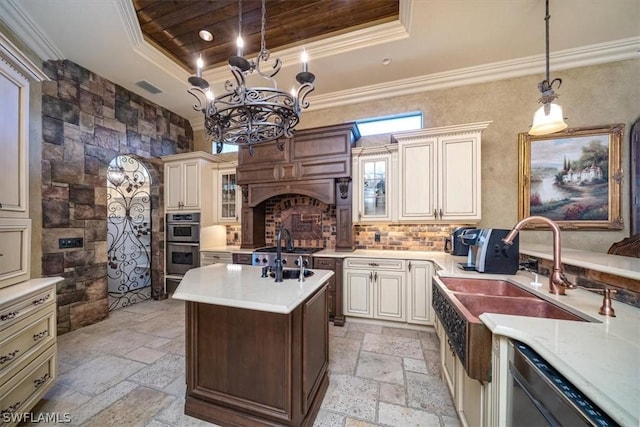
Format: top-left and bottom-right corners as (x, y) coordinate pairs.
(528, 0), (568, 136)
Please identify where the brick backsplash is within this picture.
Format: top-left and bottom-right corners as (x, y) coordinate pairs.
(355, 224), (462, 251)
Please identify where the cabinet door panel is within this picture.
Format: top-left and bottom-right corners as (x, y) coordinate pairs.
(165, 163), (184, 210)
(374, 271), (405, 321)
(440, 135), (479, 220)
(182, 160), (201, 209)
(407, 261), (433, 325)
(399, 139), (437, 220)
(344, 270), (372, 318)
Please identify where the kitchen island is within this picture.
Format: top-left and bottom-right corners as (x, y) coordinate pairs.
(172, 263), (334, 427)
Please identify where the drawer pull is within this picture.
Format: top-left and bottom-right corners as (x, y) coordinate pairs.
(0, 349), (20, 364)
(1, 310), (20, 321)
(33, 373), (51, 389)
(33, 330), (49, 341)
(1, 401), (22, 416)
(32, 295), (51, 306)
(368, 262), (379, 267)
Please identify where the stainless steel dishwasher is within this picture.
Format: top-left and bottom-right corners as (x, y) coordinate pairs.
(507, 340), (618, 427)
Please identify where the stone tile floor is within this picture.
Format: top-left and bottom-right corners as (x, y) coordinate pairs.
(27, 297), (460, 427)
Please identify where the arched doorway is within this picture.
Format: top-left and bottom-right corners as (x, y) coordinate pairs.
(106, 154), (152, 310)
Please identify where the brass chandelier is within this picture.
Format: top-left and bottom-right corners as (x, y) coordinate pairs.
(187, 0), (316, 156)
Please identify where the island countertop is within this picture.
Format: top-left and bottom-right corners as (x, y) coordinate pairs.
(172, 263), (334, 314)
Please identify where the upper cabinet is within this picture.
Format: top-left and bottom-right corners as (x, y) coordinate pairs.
(352, 145), (396, 223)
(214, 166), (240, 224)
(353, 122), (490, 224)
(163, 152), (217, 228)
(0, 44), (31, 219)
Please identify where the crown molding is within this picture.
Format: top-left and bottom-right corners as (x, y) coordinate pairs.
(308, 36), (640, 112)
(115, 0), (189, 83)
(0, 0), (64, 61)
(0, 31), (49, 81)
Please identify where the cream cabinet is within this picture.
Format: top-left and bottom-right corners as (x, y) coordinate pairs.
(352, 146), (397, 223)
(214, 167), (240, 224)
(394, 121), (491, 222)
(200, 251), (232, 266)
(0, 50), (30, 219)
(406, 260), (434, 325)
(344, 258), (406, 322)
(437, 310), (490, 427)
(164, 154), (216, 213)
(1, 280), (60, 425)
(0, 219), (31, 289)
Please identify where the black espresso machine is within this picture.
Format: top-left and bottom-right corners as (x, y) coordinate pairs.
(458, 228), (519, 274)
(444, 226), (476, 256)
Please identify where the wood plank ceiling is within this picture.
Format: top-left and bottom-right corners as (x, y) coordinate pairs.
(133, 0), (399, 72)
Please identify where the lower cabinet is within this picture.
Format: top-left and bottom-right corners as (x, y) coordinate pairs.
(312, 257), (344, 325)
(1, 280), (60, 426)
(343, 257), (434, 325)
(437, 313), (489, 427)
(200, 251), (232, 266)
(343, 258), (406, 322)
(406, 260), (434, 325)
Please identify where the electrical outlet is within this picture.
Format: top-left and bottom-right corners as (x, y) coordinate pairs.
(374, 232), (381, 242)
(59, 238), (83, 249)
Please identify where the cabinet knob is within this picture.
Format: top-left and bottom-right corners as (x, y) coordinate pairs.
(374, 272), (378, 282)
(408, 262), (412, 272)
(439, 208), (443, 219)
(433, 209), (438, 220)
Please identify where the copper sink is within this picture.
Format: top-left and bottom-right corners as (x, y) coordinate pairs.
(439, 277), (536, 298)
(453, 293), (585, 322)
(432, 277), (589, 382)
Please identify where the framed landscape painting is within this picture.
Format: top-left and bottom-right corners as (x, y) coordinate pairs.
(518, 124), (624, 230)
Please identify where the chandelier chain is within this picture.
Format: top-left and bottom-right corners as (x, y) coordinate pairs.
(260, 0), (266, 53)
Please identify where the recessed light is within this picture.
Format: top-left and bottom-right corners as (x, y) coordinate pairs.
(382, 58), (392, 65)
(199, 30), (213, 42)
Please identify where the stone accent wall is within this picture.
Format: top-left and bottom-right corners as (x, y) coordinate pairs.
(40, 60), (193, 334)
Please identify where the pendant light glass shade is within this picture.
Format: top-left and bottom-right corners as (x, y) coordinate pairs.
(529, 103), (567, 136)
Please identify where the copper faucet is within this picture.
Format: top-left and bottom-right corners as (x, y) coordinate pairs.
(502, 216), (575, 295)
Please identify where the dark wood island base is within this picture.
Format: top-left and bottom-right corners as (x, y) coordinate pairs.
(184, 284), (329, 426)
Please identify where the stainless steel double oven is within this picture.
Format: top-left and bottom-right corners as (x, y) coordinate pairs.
(166, 212), (200, 276)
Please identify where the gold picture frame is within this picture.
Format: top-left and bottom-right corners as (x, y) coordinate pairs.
(518, 124), (624, 230)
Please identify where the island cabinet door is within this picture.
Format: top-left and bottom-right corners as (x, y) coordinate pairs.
(301, 285), (329, 413)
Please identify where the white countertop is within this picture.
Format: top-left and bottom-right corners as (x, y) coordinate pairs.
(171, 264), (334, 314)
(434, 265), (639, 426)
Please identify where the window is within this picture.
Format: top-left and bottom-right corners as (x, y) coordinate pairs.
(356, 112), (423, 136)
(212, 142), (239, 154)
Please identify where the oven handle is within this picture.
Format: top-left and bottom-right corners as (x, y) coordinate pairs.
(167, 222), (200, 226)
(167, 242), (200, 247)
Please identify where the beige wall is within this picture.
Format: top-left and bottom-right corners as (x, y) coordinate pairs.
(297, 59), (640, 253)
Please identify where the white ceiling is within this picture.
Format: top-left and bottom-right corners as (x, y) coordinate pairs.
(1, 0), (639, 130)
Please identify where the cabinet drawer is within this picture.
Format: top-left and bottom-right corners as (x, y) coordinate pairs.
(0, 219), (30, 289)
(0, 306), (55, 383)
(313, 257), (336, 269)
(232, 253), (253, 265)
(0, 344), (56, 424)
(200, 251), (232, 265)
(345, 258), (405, 271)
(0, 287), (55, 333)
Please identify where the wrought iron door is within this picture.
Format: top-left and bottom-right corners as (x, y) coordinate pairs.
(107, 155), (152, 310)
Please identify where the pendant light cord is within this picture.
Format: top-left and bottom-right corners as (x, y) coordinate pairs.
(544, 0), (550, 84)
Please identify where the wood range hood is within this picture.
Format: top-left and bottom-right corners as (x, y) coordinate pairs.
(236, 123), (360, 251)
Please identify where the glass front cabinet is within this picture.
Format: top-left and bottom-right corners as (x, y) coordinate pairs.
(216, 168), (239, 223)
(352, 146), (396, 223)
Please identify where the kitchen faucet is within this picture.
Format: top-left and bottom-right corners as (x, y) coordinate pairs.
(274, 225), (293, 282)
(502, 216), (575, 295)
